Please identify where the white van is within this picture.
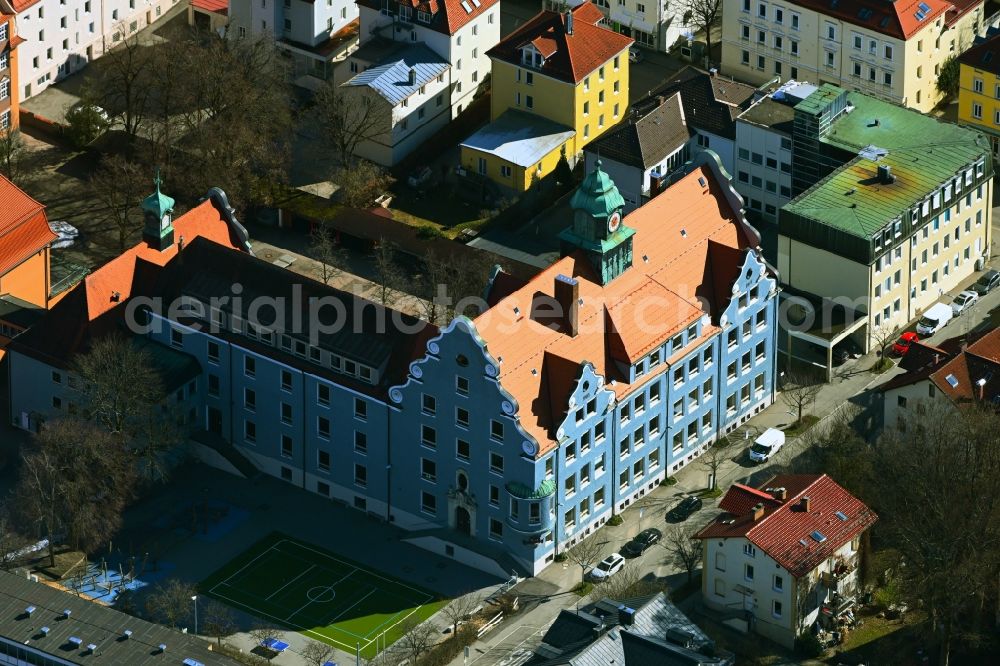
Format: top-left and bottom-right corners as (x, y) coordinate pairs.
(916, 303), (953, 336)
(749, 428), (786, 464)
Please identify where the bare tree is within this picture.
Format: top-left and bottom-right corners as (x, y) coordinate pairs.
(0, 509), (33, 572)
(308, 220), (348, 285)
(441, 591), (482, 638)
(684, 0), (723, 63)
(698, 436), (738, 491)
(335, 160), (395, 209)
(201, 600), (238, 646)
(314, 84), (384, 165)
(85, 24), (152, 144)
(14, 419), (136, 567)
(391, 617), (437, 665)
(565, 537), (606, 584)
(593, 560), (665, 600)
(781, 373), (822, 425)
(145, 579), (197, 629)
(866, 402), (1000, 666)
(660, 525), (703, 584)
(372, 237), (405, 307)
(300, 642), (337, 666)
(869, 325), (898, 364)
(0, 128), (28, 184)
(249, 626), (285, 662)
(90, 155), (149, 250)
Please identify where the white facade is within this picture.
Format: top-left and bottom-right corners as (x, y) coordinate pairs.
(356, 4), (499, 118)
(14, 0), (176, 100)
(733, 118), (793, 222)
(556, 0), (694, 52)
(582, 144), (688, 211)
(703, 534), (860, 648)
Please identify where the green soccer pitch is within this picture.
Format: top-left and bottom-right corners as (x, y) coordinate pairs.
(200, 532), (447, 657)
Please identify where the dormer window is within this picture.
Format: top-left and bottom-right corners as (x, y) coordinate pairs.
(520, 45), (543, 69)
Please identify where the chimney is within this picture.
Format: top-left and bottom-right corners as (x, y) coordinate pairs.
(774, 487), (787, 501)
(752, 502), (765, 521)
(877, 164), (895, 184)
(178, 235), (185, 252)
(801, 496), (811, 512)
(618, 605), (636, 626)
(554, 274), (579, 337)
(407, 67), (416, 86)
(709, 67), (718, 77)
(977, 377), (987, 400)
(565, 10), (574, 35)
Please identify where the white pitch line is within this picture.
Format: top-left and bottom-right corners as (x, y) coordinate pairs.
(276, 539), (429, 597)
(327, 588), (377, 624)
(218, 546), (276, 588)
(266, 564), (315, 600)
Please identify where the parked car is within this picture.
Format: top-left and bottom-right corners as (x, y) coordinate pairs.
(951, 290), (979, 316)
(48, 220), (80, 249)
(892, 331), (919, 356)
(916, 303), (953, 336)
(971, 269), (1000, 295)
(629, 46), (644, 63)
(589, 553), (626, 581)
(621, 528), (663, 558)
(666, 496), (703, 522)
(749, 427), (786, 464)
(832, 338), (862, 365)
(407, 166), (433, 189)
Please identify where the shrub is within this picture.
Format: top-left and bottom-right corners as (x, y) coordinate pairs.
(554, 552), (567, 562)
(416, 225), (445, 239)
(665, 476), (678, 486)
(64, 103), (109, 149)
(571, 581), (594, 597)
(794, 632), (824, 658)
(608, 515), (624, 526)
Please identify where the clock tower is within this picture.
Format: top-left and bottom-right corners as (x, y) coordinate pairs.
(558, 160), (634, 285)
(141, 169), (176, 252)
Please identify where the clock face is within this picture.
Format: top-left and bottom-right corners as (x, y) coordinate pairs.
(608, 210), (622, 233)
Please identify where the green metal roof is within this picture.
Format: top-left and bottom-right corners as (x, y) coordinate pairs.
(793, 83), (843, 117)
(506, 479), (556, 499)
(141, 173), (175, 220)
(571, 160), (626, 219)
(783, 89), (989, 240)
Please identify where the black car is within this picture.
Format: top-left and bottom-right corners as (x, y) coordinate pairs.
(666, 496), (703, 522)
(972, 269), (1000, 295)
(621, 528), (663, 558)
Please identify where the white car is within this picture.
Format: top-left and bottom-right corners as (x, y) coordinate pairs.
(48, 220), (79, 249)
(589, 553), (625, 582)
(951, 290), (979, 316)
(629, 46), (644, 63)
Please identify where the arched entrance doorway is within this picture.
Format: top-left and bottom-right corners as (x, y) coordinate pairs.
(455, 506), (471, 535)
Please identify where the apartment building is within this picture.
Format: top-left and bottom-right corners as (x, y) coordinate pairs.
(721, 0), (986, 113)
(695, 474), (877, 649)
(880, 327), (1000, 428)
(546, 0), (694, 52)
(958, 30), (1000, 160)
(229, 0), (359, 85)
(776, 84), (993, 349)
(0, 7), (21, 130)
(8, 152), (778, 577)
(4, 0), (177, 101)
(460, 2), (632, 192)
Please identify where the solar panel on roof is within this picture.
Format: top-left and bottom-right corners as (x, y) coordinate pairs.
(918, 2), (931, 12)
(915, 10), (926, 21)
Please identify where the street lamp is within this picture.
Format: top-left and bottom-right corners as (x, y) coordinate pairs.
(191, 595), (198, 635)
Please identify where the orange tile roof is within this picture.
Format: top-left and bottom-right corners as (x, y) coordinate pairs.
(190, 0), (228, 14)
(696, 474), (878, 578)
(0, 175), (57, 277)
(9, 1), (43, 13)
(780, 0), (953, 41)
(486, 2), (632, 84)
(357, 0), (499, 37)
(474, 164), (756, 454)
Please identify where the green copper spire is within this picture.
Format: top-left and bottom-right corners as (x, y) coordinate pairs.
(142, 168), (176, 252)
(558, 160), (634, 285)
(570, 159), (626, 220)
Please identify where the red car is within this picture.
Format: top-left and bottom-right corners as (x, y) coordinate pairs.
(892, 331), (919, 355)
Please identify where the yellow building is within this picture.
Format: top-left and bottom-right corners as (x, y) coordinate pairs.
(721, 0), (985, 113)
(958, 31), (1000, 160)
(460, 1), (632, 192)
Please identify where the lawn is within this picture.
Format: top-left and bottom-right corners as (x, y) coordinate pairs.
(201, 533), (447, 658)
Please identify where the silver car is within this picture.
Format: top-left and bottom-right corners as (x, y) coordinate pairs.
(951, 290), (979, 316)
(589, 553), (625, 582)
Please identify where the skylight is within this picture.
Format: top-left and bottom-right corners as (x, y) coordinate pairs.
(984, 52), (995, 64)
(472, 0), (482, 6)
(880, 16), (890, 28)
(858, 8), (872, 20)
(461, 0), (472, 13)
(946, 373), (959, 388)
(918, 2), (931, 12)
(811, 530), (827, 543)
(835, 511), (849, 521)
(915, 10), (926, 21)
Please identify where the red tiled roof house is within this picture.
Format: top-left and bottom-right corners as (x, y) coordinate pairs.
(695, 474), (877, 648)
